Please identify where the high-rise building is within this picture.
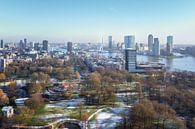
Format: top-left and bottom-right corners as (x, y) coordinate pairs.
(42, 40), (48, 52)
(0, 40), (4, 48)
(19, 40), (24, 50)
(30, 42), (34, 48)
(67, 42), (73, 53)
(124, 35), (135, 49)
(148, 34), (153, 53)
(108, 36), (112, 50)
(153, 38), (160, 56)
(124, 48), (137, 72)
(24, 38), (27, 48)
(167, 36), (173, 55)
(34, 43), (39, 51)
(0, 58), (6, 72)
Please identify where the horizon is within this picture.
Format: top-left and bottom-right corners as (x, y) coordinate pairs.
(0, 0), (195, 44)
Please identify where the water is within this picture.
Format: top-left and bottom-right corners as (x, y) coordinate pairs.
(137, 55), (195, 72)
(95, 52), (195, 72)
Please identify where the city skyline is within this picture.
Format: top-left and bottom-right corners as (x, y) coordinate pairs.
(0, 0), (195, 44)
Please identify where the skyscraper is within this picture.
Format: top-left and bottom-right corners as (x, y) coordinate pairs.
(30, 42), (34, 48)
(42, 40), (48, 52)
(167, 36), (173, 55)
(153, 38), (160, 56)
(0, 58), (5, 72)
(124, 35), (135, 49)
(124, 48), (137, 72)
(148, 34), (153, 53)
(0, 40), (4, 49)
(19, 40), (24, 50)
(24, 38), (27, 48)
(34, 43), (39, 51)
(108, 36), (112, 50)
(67, 42), (73, 53)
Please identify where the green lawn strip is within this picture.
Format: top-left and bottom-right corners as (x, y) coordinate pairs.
(68, 108), (97, 120)
(34, 105), (46, 116)
(27, 105), (50, 126)
(27, 117), (49, 126)
(45, 107), (66, 114)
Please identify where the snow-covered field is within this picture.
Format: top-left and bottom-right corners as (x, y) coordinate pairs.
(46, 98), (85, 108)
(39, 114), (67, 121)
(88, 107), (130, 129)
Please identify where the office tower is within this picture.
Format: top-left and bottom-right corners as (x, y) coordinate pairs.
(108, 36), (112, 50)
(148, 34), (153, 53)
(24, 38), (27, 48)
(124, 48), (137, 72)
(117, 43), (120, 50)
(99, 38), (104, 51)
(67, 42), (73, 53)
(19, 40), (24, 50)
(34, 43), (39, 51)
(0, 40), (3, 48)
(30, 42), (34, 48)
(42, 40), (48, 52)
(167, 36), (173, 55)
(0, 58), (6, 72)
(124, 35), (135, 49)
(136, 42), (140, 51)
(153, 38), (160, 56)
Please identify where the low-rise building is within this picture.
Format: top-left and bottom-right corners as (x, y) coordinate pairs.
(2, 106), (14, 118)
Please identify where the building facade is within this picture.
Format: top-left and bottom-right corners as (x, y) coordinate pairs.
(124, 48), (137, 72)
(67, 42), (73, 53)
(108, 36), (112, 50)
(34, 43), (40, 51)
(0, 40), (4, 49)
(124, 35), (135, 49)
(167, 36), (173, 55)
(2, 106), (14, 118)
(0, 58), (6, 72)
(19, 40), (24, 50)
(148, 34), (153, 54)
(42, 40), (49, 52)
(30, 42), (34, 48)
(153, 38), (160, 56)
(24, 38), (27, 48)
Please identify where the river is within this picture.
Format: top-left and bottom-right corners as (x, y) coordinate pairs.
(137, 55), (195, 72)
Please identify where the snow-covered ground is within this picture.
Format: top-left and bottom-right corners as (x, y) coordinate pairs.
(88, 107), (130, 129)
(39, 114), (67, 121)
(46, 98), (85, 108)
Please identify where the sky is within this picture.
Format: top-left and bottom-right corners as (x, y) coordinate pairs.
(0, 0), (195, 44)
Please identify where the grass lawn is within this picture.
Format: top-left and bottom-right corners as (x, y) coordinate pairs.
(27, 117), (49, 126)
(68, 108), (97, 120)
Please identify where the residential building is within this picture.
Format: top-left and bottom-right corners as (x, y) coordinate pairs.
(153, 38), (160, 56)
(167, 36), (173, 55)
(2, 106), (14, 118)
(148, 34), (153, 53)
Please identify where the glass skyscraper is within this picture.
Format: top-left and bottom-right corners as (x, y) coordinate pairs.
(124, 35), (135, 49)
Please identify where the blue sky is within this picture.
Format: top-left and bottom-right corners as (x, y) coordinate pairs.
(0, 0), (195, 44)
